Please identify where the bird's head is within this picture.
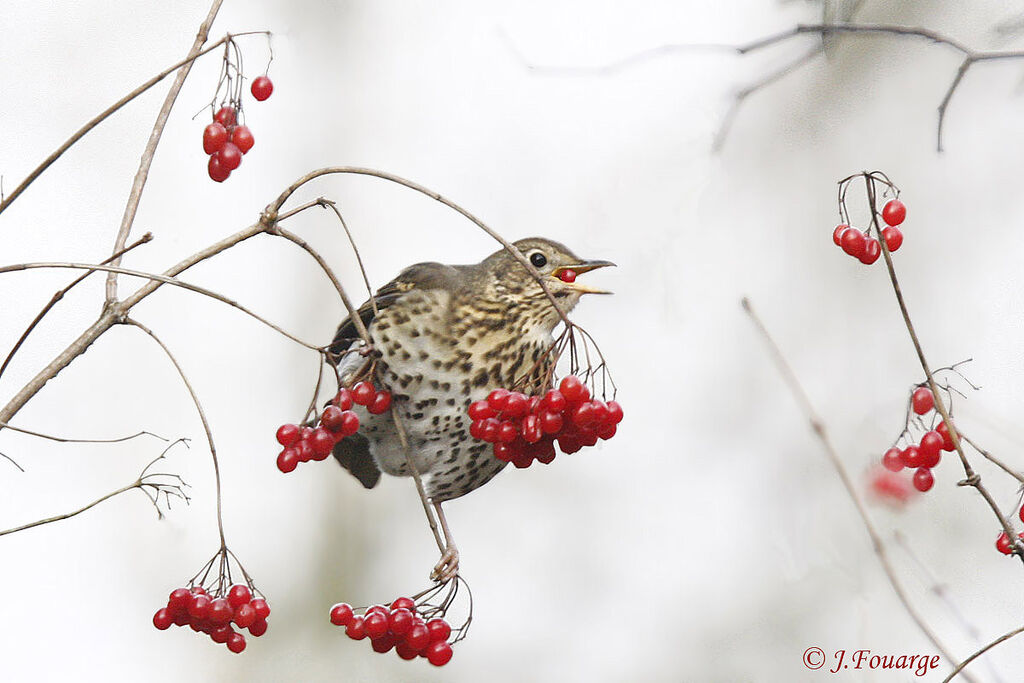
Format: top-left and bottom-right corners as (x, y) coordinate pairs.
(476, 237), (614, 331)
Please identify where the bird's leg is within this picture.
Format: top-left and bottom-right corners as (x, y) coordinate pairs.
(430, 502), (459, 583)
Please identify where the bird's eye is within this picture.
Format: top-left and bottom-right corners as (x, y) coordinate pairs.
(529, 252), (548, 268)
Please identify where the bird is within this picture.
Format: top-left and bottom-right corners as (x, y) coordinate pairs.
(327, 237), (613, 581)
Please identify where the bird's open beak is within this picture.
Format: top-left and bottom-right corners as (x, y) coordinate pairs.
(553, 259), (615, 294)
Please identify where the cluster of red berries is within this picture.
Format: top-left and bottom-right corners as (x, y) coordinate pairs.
(202, 75), (273, 183)
(275, 381), (391, 473)
(152, 584), (270, 653)
(330, 597), (455, 667)
(879, 387), (957, 492)
(832, 198), (906, 265)
(467, 375), (623, 469)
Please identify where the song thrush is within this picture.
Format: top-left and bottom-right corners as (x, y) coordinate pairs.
(328, 237), (613, 580)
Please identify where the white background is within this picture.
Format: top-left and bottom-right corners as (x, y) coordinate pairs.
(3, 1), (1024, 681)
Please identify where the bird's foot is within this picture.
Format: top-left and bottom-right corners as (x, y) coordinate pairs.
(430, 543), (459, 583)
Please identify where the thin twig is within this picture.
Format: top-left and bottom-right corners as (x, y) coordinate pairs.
(105, 0), (225, 302)
(0, 233), (154, 381)
(0, 261), (320, 350)
(268, 227), (371, 343)
(943, 624), (1024, 683)
(126, 319), (226, 547)
(0, 422), (165, 445)
(962, 435), (1024, 485)
(741, 297), (976, 682)
(0, 439), (189, 537)
(317, 198), (379, 317)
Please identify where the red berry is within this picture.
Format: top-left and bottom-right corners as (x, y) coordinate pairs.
(367, 390), (392, 415)
(190, 586), (208, 595)
(911, 387), (934, 415)
(558, 269), (577, 283)
(320, 406), (345, 432)
(203, 122), (228, 154)
(425, 618), (451, 643)
(168, 587), (191, 610)
(936, 421), (957, 451)
(919, 431), (943, 468)
(405, 623), (431, 651)
(388, 608), (413, 636)
(339, 410), (360, 437)
(310, 428), (335, 460)
(541, 389), (567, 413)
(330, 603), (354, 626)
(251, 76), (274, 101)
(559, 376), (589, 404)
(250, 598), (270, 620)
(901, 445), (923, 469)
(497, 421), (518, 444)
(425, 640), (454, 666)
(228, 585), (252, 608)
(217, 142), (242, 171)
(371, 634), (396, 653)
(503, 392), (529, 418)
(493, 442), (513, 461)
(333, 388), (353, 410)
(1019, 507), (1024, 525)
(390, 597), (415, 611)
(840, 229), (866, 258)
(276, 448), (299, 473)
(468, 400), (496, 420)
(364, 611), (389, 639)
(882, 199), (906, 227)
(231, 125), (254, 154)
(912, 467), (934, 492)
(248, 618), (268, 637)
(188, 593), (211, 619)
(395, 642), (420, 660)
(521, 414), (542, 443)
(881, 447), (903, 472)
(234, 603), (256, 629)
(572, 402), (599, 430)
(832, 224), (849, 246)
(882, 226), (903, 252)
(209, 598), (233, 624)
(352, 381), (376, 406)
(276, 423), (299, 446)
(153, 607), (173, 630)
(606, 400), (624, 424)
(860, 238), (881, 265)
(345, 615), (366, 640)
(227, 632), (247, 653)
(487, 389), (511, 411)
(480, 418), (500, 443)
(207, 154), (230, 183)
(211, 624), (232, 643)
(539, 410), (563, 434)
(997, 532), (1014, 555)
(296, 440), (314, 462)
(214, 106), (237, 127)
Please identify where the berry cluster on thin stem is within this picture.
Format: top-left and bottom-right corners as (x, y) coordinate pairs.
(855, 171), (1024, 563)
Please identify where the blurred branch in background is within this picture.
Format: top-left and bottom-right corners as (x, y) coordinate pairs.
(505, 13), (1024, 152)
(741, 297), (978, 683)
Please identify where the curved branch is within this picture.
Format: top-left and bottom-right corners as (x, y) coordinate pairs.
(942, 623), (1024, 682)
(0, 261), (319, 350)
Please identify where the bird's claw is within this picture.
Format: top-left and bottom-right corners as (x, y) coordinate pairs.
(430, 544), (459, 583)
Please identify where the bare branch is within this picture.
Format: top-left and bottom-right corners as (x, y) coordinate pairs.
(0, 422), (165, 445)
(125, 319), (226, 547)
(741, 297), (976, 683)
(105, 0), (226, 302)
(0, 232), (154, 382)
(943, 624), (1024, 683)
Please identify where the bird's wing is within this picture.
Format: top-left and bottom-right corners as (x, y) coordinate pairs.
(329, 261), (464, 489)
